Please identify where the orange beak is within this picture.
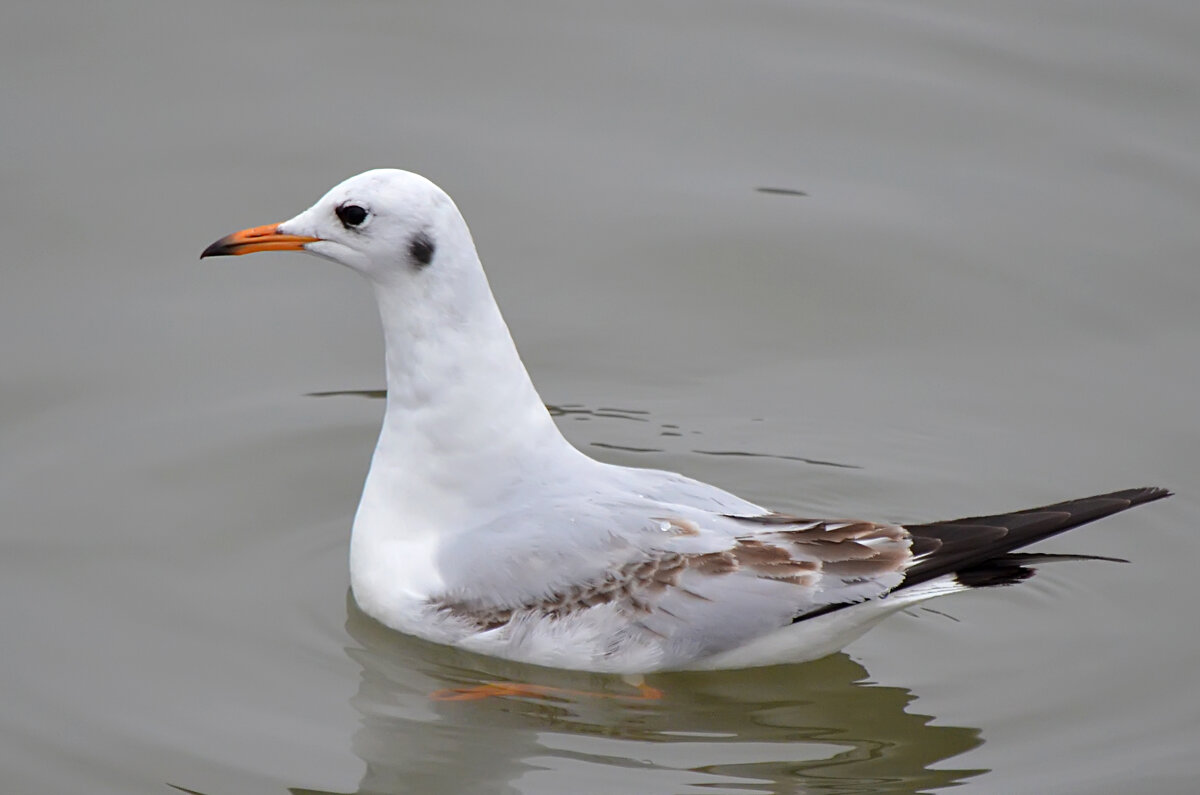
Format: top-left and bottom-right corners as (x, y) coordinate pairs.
(200, 223), (321, 258)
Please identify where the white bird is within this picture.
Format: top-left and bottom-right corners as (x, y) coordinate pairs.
(202, 169), (1169, 675)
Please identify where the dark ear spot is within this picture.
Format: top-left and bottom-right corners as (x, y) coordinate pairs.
(409, 231), (435, 267)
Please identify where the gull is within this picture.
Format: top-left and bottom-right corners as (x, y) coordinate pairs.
(201, 169), (1169, 678)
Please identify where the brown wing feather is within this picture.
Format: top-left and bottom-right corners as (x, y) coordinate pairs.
(432, 520), (909, 631)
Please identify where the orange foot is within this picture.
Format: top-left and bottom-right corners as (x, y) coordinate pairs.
(430, 680), (663, 702)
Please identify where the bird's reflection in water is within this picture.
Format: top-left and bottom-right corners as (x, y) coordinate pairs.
(299, 597), (986, 795)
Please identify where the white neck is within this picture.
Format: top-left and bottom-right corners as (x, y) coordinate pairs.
(350, 247), (579, 568)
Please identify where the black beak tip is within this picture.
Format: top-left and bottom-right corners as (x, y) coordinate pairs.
(200, 237), (233, 259)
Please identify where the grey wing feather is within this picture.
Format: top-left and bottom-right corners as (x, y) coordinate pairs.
(432, 475), (913, 667)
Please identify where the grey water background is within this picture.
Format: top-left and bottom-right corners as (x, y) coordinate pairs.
(2, 1), (1198, 792)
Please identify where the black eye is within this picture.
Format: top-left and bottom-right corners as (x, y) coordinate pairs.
(409, 232), (436, 266)
(336, 204), (368, 228)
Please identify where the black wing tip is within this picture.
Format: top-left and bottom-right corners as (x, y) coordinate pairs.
(789, 486), (1169, 624)
(899, 485), (1170, 593)
(1119, 486), (1173, 504)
